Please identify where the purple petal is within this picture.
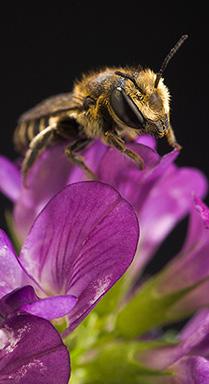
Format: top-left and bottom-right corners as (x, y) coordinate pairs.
(19, 181), (139, 331)
(0, 286), (77, 321)
(193, 196), (209, 228)
(156, 198), (209, 297)
(136, 167), (207, 273)
(14, 141), (108, 240)
(148, 199), (209, 317)
(98, 145), (180, 217)
(181, 196), (209, 254)
(98, 142), (160, 211)
(179, 309), (209, 357)
(140, 310), (209, 371)
(66, 140), (107, 184)
(0, 230), (23, 297)
(136, 134), (157, 149)
(0, 314), (70, 383)
(176, 312), (209, 363)
(14, 144), (71, 239)
(22, 294), (77, 320)
(0, 286), (37, 317)
(171, 356), (209, 384)
(0, 156), (21, 202)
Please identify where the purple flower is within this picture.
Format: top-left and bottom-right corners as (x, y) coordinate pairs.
(139, 309), (209, 383)
(116, 197), (209, 339)
(0, 141), (107, 240)
(0, 287), (70, 384)
(96, 143), (207, 281)
(0, 137), (206, 257)
(1, 135), (208, 382)
(151, 196), (209, 318)
(0, 181), (139, 332)
(0, 180), (138, 383)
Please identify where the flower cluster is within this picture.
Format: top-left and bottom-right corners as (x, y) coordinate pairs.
(0, 135), (209, 383)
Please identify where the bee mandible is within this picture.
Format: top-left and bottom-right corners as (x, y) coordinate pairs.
(14, 35), (188, 181)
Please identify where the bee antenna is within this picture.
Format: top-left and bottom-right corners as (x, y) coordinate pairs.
(154, 34), (188, 88)
(115, 71), (145, 94)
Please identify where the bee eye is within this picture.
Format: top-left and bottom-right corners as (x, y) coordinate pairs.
(110, 87), (145, 129)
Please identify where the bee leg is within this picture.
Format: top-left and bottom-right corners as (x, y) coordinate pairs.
(65, 138), (96, 179)
(166, 126), (182, 150)
(22, 124), (57, 185)
(104, 131), (144, 169)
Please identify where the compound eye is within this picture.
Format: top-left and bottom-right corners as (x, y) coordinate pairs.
(110, 87), (145, 129)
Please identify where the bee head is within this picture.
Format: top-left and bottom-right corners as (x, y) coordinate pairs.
(109, 35), (188, 138)
(109, 69), (170, 138)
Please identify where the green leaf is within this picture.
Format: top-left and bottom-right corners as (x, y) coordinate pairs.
(94, 277), (126, 316)
(94, 266), (138, 318)
(65, 312), (101, 357)
(116, 275), (209, 339)
(70, 341), (172, 384)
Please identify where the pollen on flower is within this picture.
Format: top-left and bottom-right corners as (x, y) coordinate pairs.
(2, 324), (30, 354)
(0, 327), (16, 353)
(8, 359), (46, 382)
(17, 324), (31, 338)
(0, 329), (8, 349)
(89, 275), (112, 305)
(0, 245), (8, 257)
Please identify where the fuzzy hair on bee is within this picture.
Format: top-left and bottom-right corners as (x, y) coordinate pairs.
(14, 34), (188, 182)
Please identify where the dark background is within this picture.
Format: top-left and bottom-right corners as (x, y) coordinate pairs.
(0, 3), (208, 271)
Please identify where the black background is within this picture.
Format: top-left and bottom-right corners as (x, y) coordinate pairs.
(0, 3), (208, 270)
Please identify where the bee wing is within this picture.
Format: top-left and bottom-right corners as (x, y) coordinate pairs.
(19, 92), (78, 122)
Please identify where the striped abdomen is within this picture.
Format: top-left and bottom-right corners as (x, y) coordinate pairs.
(14, 117), (50, 153)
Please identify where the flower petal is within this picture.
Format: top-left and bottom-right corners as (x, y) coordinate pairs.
(136, 167), (207, 273)
(193, 196), (209, 228)
(22, 294), (77, 320)
(98, 145), (207, 279)
(157, 199), (209, 314)
(66, 140), (107, 184)
(136, 134), (157, 149)
(0, 286), (77, 321)
(14, 144), (71, 239)
(171, 356), (209, 384)
(0, 229), (23, 297)
(181, 196), (209, 255)
(180, 309), (209, 356)
(19, 181), (139, 331)
(157, 198), (209, 295)
(0, 156), (21, 202)
(0, 314), (70, 384)
(0, 286), (37, 317)
(98, 142), (160, 212)
(139, 310), (209, 371)
(14, 141), (108, 239)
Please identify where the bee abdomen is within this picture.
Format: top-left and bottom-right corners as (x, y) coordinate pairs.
(14, 117), (49, 153)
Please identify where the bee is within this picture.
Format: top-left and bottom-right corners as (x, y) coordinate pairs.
(14, 35), (188, 181)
